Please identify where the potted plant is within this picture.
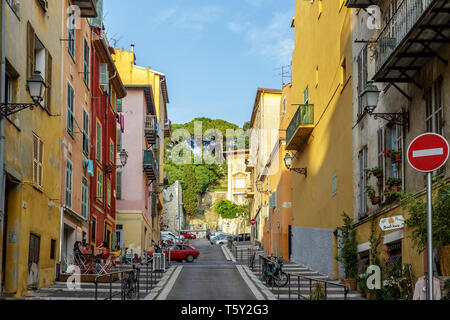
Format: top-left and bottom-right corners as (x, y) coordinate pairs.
(365, 167), (383, 180)
(386, 177), (402, 189)
(390, 150), (402, 163)
(310, 282), (326, 300)
(336, 212), (359, 291)
(384, 189), (402, 203)
(366, 186), (380, 205)
(402, 178), (450, 275)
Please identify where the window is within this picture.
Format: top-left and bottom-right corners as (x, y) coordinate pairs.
(28, 22), (52, 111)
(385, 240), (402, 270)
(357, 45), (368, 116)
(110, 140), (114, 164)
(99, 63), (109, 93)
(91, 217), (96, 244)
(332, 173), (337, 197)
(340, 58), (347, 86)
(391, 124), (402, 180)
(315, 66), (319, 87)
(82, 110), (89, 156)
(304, 86), (309, 104)
(117, 128), (122, 152)
(68, 23), (75, 59)
(96, 120), (102, 163)
(318, 0), (323, 17)
(107, 179), (111, 207)
(425, 79), (443, 135)
(36, 0), (48, 11)
(67, 83), (74, 136)
(358, 250), (370, 274)
(359, 147), (368, 217)
(33, 133), (44, 188)
(116, 172), (122, 200)
(83, 39), (89, 85)
(281, 97), (286, 117)
(5, 73), (19, 125)
(110, 89), (116, 111)
(65, 160), (73, 208)
(50, 239), (56, 260)
(104, 222), (111, 248)
(235, 178), (245, 189)
(97, 169), (103, 202)
(377, 128), (386, 187)
(81, 177), (88, 219)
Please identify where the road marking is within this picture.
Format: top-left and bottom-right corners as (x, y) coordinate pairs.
(241, 265), (277, 300)
(155, 266), (183, 300)
(413, 147), (443, 158)
(236, 265), (265, 300)
(143, 266), (177, 300)
(221, 245), (232, 261)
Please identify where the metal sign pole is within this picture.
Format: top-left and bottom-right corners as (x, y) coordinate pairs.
(426, 172), (433, 300)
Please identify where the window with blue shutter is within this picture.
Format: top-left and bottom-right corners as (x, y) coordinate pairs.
(81, 177), (88, 219)
(332, 173), (337, 196)
(65, 160), (73, 208)
(116, 171), (122, 200)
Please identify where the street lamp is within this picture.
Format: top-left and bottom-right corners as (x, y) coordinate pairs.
(284, 152), (307, 177)
(105, 149), (129, 173)
(0, 71), (47, 117)
(362, 81), (409, 126)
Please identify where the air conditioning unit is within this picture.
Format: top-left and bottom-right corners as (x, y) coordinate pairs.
(152, 253), (166, 272)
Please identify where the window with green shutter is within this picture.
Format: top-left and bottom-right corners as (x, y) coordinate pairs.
(116, 172), (122, 200)
(83, 39), (89, 86)
(97, 170), (103, 202)
(117, 128), (122, 152)
(82, 110), (89, 156)
(65, 160), (73, 208)
(68, 25), (75, 59)
(81, 177), (88, 219)
(67, 83), (74, 136)
(96, 120), (102, 163)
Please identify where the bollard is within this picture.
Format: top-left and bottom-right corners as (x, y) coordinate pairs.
(288, 274), (291, 300)
(298, 276), (300, 300)
(324, 282), (327, 300)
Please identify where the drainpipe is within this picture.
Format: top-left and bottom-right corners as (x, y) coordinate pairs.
(0, 0), (6, 292)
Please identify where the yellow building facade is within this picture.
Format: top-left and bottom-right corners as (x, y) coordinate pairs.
(286, 0), (353, 278)
(1, 0), (63, 296)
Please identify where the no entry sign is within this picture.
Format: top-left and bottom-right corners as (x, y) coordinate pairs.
(407, 133), (449, 172)
(250, 219), (256, 226)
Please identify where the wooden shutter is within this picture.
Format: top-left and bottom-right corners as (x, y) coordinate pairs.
(116, 172), (122, 200)
(27, 22), (35, 79)
(45, 51), (52, 111)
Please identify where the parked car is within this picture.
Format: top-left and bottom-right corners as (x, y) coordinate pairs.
(211, 233), (230, 245)
(233, 233), (251, 242)
(180, 231), (197, 239)
(215, 234), (232, 245)
(148, 244), (199, 263)
(161, 231), (184, 243)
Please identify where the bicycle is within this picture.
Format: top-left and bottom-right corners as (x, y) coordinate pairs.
(264, 257), (288, 287)
(248, 252), (256, 269)
(122, 269), (138, 300)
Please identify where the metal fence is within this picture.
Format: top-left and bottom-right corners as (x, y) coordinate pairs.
(286, 104), (314, 144)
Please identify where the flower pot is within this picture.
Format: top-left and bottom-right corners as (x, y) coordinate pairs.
(391, 153), (401, 163)
(377, 180), (383, 186)
(371, 196), (381, 205)
(342, 278), (357, 291)
(439, 245), (450, 276)
(375, 173), (382, 178)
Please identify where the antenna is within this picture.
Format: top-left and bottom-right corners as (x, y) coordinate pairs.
(273, 63), (292, 87)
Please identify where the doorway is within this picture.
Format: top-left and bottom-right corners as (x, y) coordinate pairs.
(27, 233), (40, 290)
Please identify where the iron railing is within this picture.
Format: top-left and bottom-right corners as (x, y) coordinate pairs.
(94, 266), (140, 300)
(286, 104), (314, 145)
(375, 0), (435, 74)
(144, 115), (158, 131)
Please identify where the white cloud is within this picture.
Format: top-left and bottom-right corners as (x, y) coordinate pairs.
(228, 11), (294, 65)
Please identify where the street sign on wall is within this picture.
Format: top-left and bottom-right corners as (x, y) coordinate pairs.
(407, 133), (449, 172)
(379, 216), (404, 231)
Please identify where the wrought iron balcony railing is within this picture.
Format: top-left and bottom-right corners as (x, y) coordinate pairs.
(375, 0), (435, 75)
(143, 150), (157, 181)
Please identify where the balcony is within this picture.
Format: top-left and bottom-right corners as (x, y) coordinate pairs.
(71, 0), (98, 17)
(143, 150), (157, 181)
(245, 186), (255, 199)
(164, 121), (172, 138)
(144, 115), (157, 147)
(373, 0), (449, 84)
(344, 0), (380, 8)
(285, 104), (314, 151)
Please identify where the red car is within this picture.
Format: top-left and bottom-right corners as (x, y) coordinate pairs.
(180, 231), (196, 239)
(148, 244), (199, 263)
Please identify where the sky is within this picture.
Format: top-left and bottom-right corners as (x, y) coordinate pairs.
(104, 0), (295, 127)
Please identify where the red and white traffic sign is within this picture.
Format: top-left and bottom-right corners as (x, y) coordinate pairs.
(250, 219), (256, 226)
(407, 133), (449, 172)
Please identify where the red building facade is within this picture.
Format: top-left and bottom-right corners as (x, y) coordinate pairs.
(89, 28), (126, 251)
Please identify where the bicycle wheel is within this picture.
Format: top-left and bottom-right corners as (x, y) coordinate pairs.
(274, 272), (288, 287)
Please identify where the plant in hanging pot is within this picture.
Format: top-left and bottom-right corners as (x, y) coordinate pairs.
(366, 186), (380, 205)
(386, 177), (402, 189)
(390, 150), (402, 163)
(365, 167), (383, 180)
(336, 212), (359, 291)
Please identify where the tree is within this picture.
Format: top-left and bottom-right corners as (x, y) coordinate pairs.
(182, 165), (199, 217)
(214, 200), (249, 220)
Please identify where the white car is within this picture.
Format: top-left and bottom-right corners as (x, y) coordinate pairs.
(161, 231), (184, 243)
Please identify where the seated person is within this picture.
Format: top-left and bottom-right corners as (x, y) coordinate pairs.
(95, 241), (110, 264)
(73, 241), (87, 264)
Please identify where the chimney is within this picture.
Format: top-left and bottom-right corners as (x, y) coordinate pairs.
(131, 44), (135, 53)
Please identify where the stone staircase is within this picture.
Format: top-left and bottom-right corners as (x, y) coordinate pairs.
(229, 243), (365, 300)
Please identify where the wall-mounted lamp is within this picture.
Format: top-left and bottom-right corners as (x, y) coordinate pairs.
(284, 152), (307, 177)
